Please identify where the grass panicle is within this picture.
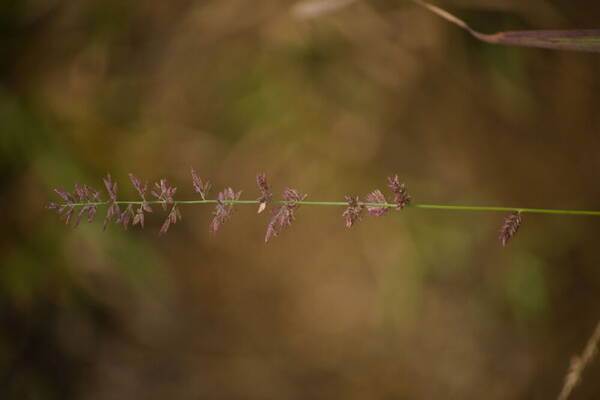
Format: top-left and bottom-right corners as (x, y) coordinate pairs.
(48, 171), (600, 245)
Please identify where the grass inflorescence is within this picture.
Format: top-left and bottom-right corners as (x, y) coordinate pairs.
(47, 170), (600, 245)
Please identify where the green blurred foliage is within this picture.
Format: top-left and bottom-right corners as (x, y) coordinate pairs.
(2, 1), (600, 399)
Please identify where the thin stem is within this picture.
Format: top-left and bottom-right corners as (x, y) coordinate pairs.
(557, 321), (600, 400)
(61, 199), (600, 216)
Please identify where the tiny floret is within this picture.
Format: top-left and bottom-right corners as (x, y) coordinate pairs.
(499, 211), (522, 247)
(191, 168), (211, 200)
(365, 189), (389, 217)
(103, 174), (120, 230)
(342, 195), (364, 228)
(256, 173), (272, 214)
(387, 175), (411, 210)
(49, 184), (102, 227)
(152, 179), (177, 210)
(210, 188), (242, 234)
(160, 205), (182, 235)
(128, 173), (152, 228)
(265, 188), (307, 242)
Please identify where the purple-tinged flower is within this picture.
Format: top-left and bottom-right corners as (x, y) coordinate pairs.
(103, 174), (120, 230)
(152, 178), (177, 210)
(365, 189), (389, 217)
(265, 188), (307, 242)
(54, 188), (75, 204)
(129, 173), (148, 200)
(60, 207), (75, 226)
(133, 207), (147, 228)
(74, 204), (96, 227)
(342, 195), (364, 228)
(210, 188), (242, 234)
(283, 188), (306, 204)
(160, 205), (182, 235)
(116, 204), (135, 230)
(74, 184), (86, 202)
(256, 172), (272, 214)
(104, 202), (120, 231)
(49, 184), (101, 227)
(499, 211), (522, 247)
(191, 168), (211, 200)
(87, 185), (101, 201)
(387, 175), (411, 210)
(129, 173), (152, 227)
(103, 174), (118, 202)
(73, 184), (100, 203)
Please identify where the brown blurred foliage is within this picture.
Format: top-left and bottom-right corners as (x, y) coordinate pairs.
(2, 0), (600, 399)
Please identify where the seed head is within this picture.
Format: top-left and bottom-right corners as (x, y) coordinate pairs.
(103, 174), (118, 202)
(265, 188), (307, 242)
(191, 168), (211, 200)
(256, 173), (272, 213)
(210, 188), (242, 234)
(387, 175), (411, 210)
(49, 184), (101, 227)
(342, 195), (364, 228)
(499, 211), (522, 247)
(100, 174), (121, 230)
(160, 205), (182, 235)
(365, 189), (389, 217)
(116, 204), (135, 230)
(128, 173), (152, 227)
(129, 173), (149, 199)
(152, 179), (177, 210)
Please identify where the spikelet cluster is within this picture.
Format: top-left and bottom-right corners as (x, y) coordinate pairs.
(499, 211), (522, 247)
(48, 172), (524, 246)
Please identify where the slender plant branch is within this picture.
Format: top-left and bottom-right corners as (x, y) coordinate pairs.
(61, 199), (600, 216)
(292, 0), (600, 53)
(47, 171), (600, 244)
(558, 321), (600, 400)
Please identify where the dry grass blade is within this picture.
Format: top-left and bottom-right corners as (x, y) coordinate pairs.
(291, 0), (600, 53)
(411, 0), (600, 53)
(557, 321), (600, 400)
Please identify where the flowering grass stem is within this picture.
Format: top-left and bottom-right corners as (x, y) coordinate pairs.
(47, 172), (600, 244)
(62, 199), (600, 216)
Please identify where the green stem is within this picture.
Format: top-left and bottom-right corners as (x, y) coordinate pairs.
(61, 200), (600, 216)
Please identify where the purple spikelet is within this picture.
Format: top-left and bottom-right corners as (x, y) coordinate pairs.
(74, 185), (101, 227)
(342, 195), (364, 228)
(387, 175), (411, 210)
(129, 173), (152, 229)
(210, 188), (242, 234)
(48, 184), (101, 227)
(116, 204), (135, 230)
(53, 187), (75, 204)
(128, 173), (147, 200)
(149, 178), (180, 234)
(151, 179), (177, 210)
(160, 205), (182, 235)
(191, 168), (211, 200)
(256, 173), (272, 214)
(365, 189), (389, 217)
(103, 174), (120, 230)
(52, 198), (75, 226)
(265, 188), (307, 242)
(499, 211), (522, 247)
(46, 184), (102, 227)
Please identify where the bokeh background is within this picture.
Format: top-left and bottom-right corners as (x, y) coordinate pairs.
(2, 0), (600, 398)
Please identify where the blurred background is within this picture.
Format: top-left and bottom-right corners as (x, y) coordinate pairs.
(2, 0), (600, 398)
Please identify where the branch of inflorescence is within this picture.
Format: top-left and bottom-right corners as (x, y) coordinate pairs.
(62, 200), (600, 216)
(47, 171), (600, 245)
